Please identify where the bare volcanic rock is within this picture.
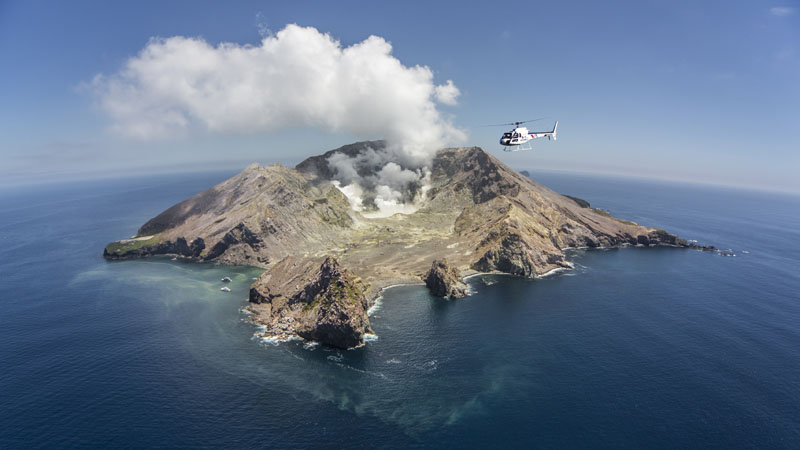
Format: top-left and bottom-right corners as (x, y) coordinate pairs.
(103, 162), (354, 266)
(424, 259), (468, 298)
(247, 256), (372, 349)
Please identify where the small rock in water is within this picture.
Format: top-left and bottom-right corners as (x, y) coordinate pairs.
(424, 259), (468, 298)
(221, 276), (232, 282)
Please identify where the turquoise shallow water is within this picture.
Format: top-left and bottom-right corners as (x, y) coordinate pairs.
(1, 171), (799, 449)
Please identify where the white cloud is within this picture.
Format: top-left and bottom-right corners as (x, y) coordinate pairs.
(434, 79), (460, 106)
(255, 12), (271, 38)
(770, 6), (795, 16)
(90, 24), (466, 165)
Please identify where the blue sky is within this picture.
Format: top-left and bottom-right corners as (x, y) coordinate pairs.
(1, 0), (798, 193)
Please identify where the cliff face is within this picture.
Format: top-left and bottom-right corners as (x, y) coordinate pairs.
(104, 142), (705, 346)
(248, 257), (372, 348)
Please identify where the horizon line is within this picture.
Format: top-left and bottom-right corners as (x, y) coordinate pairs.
(2, 156), (798, 198)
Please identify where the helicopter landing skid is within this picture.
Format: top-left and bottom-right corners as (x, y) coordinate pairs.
(502, 142), (533, 152)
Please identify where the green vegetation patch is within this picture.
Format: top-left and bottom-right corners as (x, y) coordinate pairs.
(563, 194), (590, 208)
(591, 208), (637, 226)
(105, 235), (160, 255)
(302, 275), (363, 311)
(591, 208), (613, 218)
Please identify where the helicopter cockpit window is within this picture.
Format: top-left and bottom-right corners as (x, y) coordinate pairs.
(503, 133), (512, 138)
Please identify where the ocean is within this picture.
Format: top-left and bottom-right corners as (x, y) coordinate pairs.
(1, 170), (798, 449)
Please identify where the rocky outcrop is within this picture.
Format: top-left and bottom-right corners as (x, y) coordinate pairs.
(431, 147), (521, 204)
(473, 230), (565, 276)
(424, 259), (468, 298)
(247, 256), (372, 349)
(205, 223), (264, 261)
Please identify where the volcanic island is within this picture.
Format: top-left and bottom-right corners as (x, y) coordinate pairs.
(104, 141), (711, 348)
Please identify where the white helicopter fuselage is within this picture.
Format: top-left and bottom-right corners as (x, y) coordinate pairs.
(499, 127), (533, 146)
(499, 121), (558, 152)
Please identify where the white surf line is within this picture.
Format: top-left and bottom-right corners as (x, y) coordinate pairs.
(462, 271), (514, 281)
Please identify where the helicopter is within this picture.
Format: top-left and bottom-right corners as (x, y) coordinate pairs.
(495, 119), (558, 152)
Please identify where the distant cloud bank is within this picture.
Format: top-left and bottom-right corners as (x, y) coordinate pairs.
(89, 23), (464, 166)
(770, 6), (795, 16)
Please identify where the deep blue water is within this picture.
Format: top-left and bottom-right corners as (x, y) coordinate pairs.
(1, 171), (799, 449)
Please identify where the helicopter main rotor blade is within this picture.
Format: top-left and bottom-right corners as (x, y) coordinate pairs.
(514, 118), (547, 125)
(478, 118), (547, 127)
(478, 122), (517, 127)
